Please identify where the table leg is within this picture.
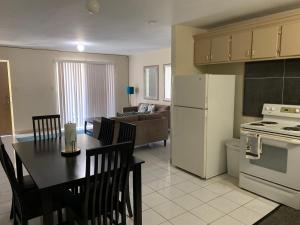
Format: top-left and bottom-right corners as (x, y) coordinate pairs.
(133, 164), (142, 225)
(41, 190), (54, 225)
(15, 153), (23, 184)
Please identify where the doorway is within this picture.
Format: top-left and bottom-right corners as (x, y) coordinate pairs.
(0, 61), (13, 135)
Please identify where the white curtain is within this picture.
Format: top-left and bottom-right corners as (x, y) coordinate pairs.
(56, 61), (115, 128)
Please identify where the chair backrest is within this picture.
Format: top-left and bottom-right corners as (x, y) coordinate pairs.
(84, 142), (132, 225)
(32, 114), (61, 141)
(0, 141), (23, 218)
(117, 122), (136, 148)
(98, 117), (115, 145)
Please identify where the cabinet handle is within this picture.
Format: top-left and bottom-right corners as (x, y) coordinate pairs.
(252, 50), (255, 56)
(210, 54), (213, 60)
(206, 55), (209, 61)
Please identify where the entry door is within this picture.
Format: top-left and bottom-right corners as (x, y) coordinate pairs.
(0, 62), (12, 135)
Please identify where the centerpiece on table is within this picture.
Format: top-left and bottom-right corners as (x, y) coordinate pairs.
(61, 122), (81, 156)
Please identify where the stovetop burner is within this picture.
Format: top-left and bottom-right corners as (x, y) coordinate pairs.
(283, 127), (300, 131)
(250, 123), (265, 126)
(261, 121), (278, 125)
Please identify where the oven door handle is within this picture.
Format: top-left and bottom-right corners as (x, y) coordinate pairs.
(241, 130), (300, 145)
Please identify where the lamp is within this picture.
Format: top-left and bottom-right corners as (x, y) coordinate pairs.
(127, 86), (135, 95)
(126, 86), (135, 106)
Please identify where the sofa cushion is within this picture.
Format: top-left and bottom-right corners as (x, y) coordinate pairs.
(156, 104), (170, 112)
(138, 114), (162, 121)
(111, 115), (139, 122)
(147, 104), (156, 112)
(138, 103), (149, 113)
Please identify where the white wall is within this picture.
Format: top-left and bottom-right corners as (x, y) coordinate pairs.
(171, 25), (204, 76)
(129, 48), (171, 106)
(0, 47), (129, 133)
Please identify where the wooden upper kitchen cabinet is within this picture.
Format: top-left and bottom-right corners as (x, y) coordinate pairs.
(210, 35), (231, 63)
(252, 25), (281, 59)
(280, 20), (300, 57)
(231, 30), (252, 61)
(194, 38), (211, 65)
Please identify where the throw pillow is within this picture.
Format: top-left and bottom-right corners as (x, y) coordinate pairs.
(147, 104), (156, 112)
(138, 103), (148, 113)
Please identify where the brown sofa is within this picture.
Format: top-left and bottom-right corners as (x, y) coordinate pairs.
(123, 103), (170, 128)
(93, 114), (168, 146)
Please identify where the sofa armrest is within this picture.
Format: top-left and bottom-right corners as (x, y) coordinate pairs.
(123, 106), (138, 113)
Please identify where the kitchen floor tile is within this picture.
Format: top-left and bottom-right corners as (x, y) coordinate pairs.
(244, 199), (279, 215)
(172, 194), (204, 210)
(170, 212), (207, 225)
(208, 197), (240, 213)
(147, 180), (171, 191)
(229, 206), (264, 225)
(160, 174), (187, 185)
(210, 215), (245, 225)
(143, 192), (170, 208)
(174, 181), (201, 193)
(223, 189), (254, 205)
(142, 209), (166, 225)
(205, 181), (233, 195)
(153, 201), (186, 220)
(142, 184), (155, 196)
(190, 188), (219, 202)
(191, 204), (224, 223)
(157, 186), (186, 200)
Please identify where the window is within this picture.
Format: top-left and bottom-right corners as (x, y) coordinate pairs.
(56, 60), (115, 128)
(164, 64), (171, 101)
(144, 65), (159, 100)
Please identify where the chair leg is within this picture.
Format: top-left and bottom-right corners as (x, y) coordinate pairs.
(66, 208), (75, 225)
(57, 209), (63, 224)
(125, 186), (133, 218)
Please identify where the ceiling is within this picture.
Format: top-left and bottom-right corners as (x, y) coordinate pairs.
(0, 0), (300, 55)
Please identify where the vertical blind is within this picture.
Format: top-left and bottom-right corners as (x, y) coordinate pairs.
(56, 61), (115, 128)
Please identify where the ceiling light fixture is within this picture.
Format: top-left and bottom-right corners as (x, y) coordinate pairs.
(77, 44), (85, 52)
(87, 0), (100, 15)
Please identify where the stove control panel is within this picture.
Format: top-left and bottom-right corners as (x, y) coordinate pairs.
(280, 107), (300, 114)
(262, 104), (300, 118)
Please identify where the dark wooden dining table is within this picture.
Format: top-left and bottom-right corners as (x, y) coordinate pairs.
(12, 134), (144, 225)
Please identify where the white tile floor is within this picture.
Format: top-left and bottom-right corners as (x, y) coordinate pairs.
(0, 136), (279, 225)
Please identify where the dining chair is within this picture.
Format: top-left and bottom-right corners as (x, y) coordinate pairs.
(0, 140), (63, 225)
(32, 114), (62, 141)
(117, 122), (136, 218)
(64, 142), (133, 225)
(0, 138), (36, 220)
(98, 117), (115, 145)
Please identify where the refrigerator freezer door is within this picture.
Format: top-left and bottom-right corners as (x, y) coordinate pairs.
(171, 106), (207, 178)
(173, 75), (207, 109)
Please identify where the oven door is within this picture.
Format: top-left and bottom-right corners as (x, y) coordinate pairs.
(240, 130), (300, 190)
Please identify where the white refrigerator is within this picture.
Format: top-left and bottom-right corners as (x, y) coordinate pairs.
(171, 74), (236, 179)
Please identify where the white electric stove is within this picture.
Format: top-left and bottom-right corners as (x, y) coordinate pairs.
(240, 104), (300, 209)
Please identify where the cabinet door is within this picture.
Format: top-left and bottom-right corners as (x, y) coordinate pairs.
(281, 20), (300, 57)
(210, 35), (230, 63)
(194, 38), (211, 65)
(231, 30), (252, 61)
(252, 25), (280, 59)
